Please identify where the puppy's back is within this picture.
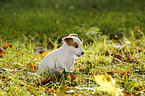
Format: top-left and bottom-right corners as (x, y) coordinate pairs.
(38, 49), (58, 73)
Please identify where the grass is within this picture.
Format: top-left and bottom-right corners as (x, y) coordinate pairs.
(0, 30), (145, 95)
(0, 0), (145, 39)
(0, 0), (145, 95)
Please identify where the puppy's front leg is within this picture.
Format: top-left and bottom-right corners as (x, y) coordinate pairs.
(60, 63), (71, 72)
(64, 65), (74, 73)
(63, 67), (70, 72)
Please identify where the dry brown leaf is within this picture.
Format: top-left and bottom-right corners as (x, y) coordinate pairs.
(26, 63), (37, 71)
(39, 32), (43, 35)
(126, 55), (130, 61)
(107, 71), (114, 75)
(113, 54), (123, 61)
(17, 50), (23, 55)
(119, 71), (125, 75)
(67, 73), (76, 81)
(42, 85), (53, 93)
(92, 71), (99, 75)
(135, 26), (141, 30)
(0, 48), (6, 57)
(123, 91), (132, 96)
(1, 43), (12, 49)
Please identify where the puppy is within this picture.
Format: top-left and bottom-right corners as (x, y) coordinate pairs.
(38, 34), (84, 74)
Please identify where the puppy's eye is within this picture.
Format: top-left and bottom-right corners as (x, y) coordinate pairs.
(75, 45), (78, 48)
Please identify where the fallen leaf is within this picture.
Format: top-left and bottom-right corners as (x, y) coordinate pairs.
(34, 55), (39, 58)
(135, 35), (141, 39)
(0, 76), (5, 79)
(127, 70), (130, 74)
(17, 50), (23, 55)
(119, 71), (125, 75)
(109, 33), (123, 40)
(0, 47), (6, 57)
(134, 26), (141, 30)
(39, 49), (45, 54)
(113, 54), (123, 61)
(36, 75), (62, 86)
(136, 62), (140, 65)
(41, 51), (49, 58)
(126, 55), (130, 61)
(1, 43), (12, 49)
(92, 71), (99, 75)
(95, 74), (123, 96)
(119, 70), (130, 78)
(53, 89), (57, 93)
(39, 32), (43, 35)
(86, 61), (91, 65)
(107, 71), (114, 75)
(26, 63), (37, 71)
(66, 73), (76, 81)
(43, 85), (53, 93)
(42, 76), (55, 85)
(27, 87), (37, 95)
(134, 87), (141, 91)
(129, 60), (137, 63)
(123, 91), (132, 96)
(97, 61), (107, 65)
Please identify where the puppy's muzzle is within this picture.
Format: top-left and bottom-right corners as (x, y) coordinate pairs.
(77, 52), (84, 57)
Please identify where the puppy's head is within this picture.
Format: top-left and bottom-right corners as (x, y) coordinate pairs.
(62, 34), (84, 57)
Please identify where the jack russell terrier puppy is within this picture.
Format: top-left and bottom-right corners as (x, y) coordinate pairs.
(38, 34), (84, 74)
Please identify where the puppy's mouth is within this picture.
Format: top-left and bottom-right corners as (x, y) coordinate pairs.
(77, 52), (84, 57)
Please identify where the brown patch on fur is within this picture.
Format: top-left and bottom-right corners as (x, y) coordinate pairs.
(69, 34), (78, 37)
(63, 37), (74, 46)
(63, 37), (78, 47)
(72, 42), (78, 48)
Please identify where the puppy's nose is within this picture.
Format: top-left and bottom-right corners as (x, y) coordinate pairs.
(81, 52), (84, 55)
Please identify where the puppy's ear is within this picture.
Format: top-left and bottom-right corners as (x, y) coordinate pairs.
(62, 37), (73, 46)
(69, 34), (78, 37)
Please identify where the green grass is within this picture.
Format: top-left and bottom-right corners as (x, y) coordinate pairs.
(0, 31), (145, 95)
(0, 0), (145, 95)
(0, 0), (145, 39)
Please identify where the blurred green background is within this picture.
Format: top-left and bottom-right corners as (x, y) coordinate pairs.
(0, 0), (145, 40)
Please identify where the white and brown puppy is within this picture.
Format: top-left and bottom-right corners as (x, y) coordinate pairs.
(38, 34), (84, 74)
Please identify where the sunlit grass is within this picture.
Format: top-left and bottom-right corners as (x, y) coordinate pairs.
(0, 0), (145, 95)
(0, 30), (144, 95)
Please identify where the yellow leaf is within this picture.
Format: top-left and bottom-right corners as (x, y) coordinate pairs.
(34, 55), (39, 58)
(95, 75), (123, 96)
(41, 51), (49, 58)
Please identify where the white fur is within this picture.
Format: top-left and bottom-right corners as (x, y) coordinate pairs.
(38, 35), (84, 74)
